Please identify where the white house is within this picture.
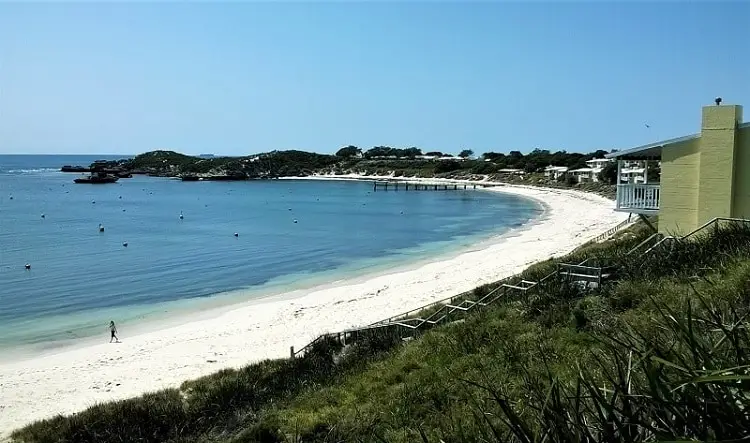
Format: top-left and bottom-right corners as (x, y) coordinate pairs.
(569, 167), (598, 183)
(585, 158), (613, 170)
(544, 165), (569, 180)
(564, 157), (614, 183)
(497, 168), (524, 175)
(618, 160), (656, 184)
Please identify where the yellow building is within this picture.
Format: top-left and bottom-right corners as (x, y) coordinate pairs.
(606, 99), (750, 235)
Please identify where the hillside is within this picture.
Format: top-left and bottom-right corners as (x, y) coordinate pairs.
(78, 148), (620, 197)
(13, 217), (750, 442)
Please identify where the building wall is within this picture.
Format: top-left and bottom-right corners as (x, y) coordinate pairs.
(732, 125), (750, 217)
(658, 105), (744, 235)
(659, 138), (701, 235)
(697, 105), (742, 225)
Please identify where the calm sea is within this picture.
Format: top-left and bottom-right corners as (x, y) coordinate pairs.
(0, 155), (542, 355)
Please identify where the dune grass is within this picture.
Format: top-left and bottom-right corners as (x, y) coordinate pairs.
(13, 219), (750, 442)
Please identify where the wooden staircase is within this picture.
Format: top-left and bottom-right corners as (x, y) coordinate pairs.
(502, 279), (538, 293)
(290, 218), (750, 359)
(557, 262), (616, 288)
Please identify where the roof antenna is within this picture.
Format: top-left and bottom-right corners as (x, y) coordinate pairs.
(715, 97), (722, 106)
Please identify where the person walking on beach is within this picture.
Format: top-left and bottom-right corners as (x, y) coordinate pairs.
(109, 321), (120, 343)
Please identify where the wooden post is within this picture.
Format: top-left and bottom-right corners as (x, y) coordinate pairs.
(395, 182), (398, 191)
(290, 346), (295, 359)
(406, 184), (409, 191)
(454, 184), (457, 190)
(384, 182), (388, 191)
(434, 184), (437, 190)
(464, 184), (466, 189)
(473, 184), (476, 189)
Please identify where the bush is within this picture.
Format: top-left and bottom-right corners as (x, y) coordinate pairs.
(434, 160), (463, 174)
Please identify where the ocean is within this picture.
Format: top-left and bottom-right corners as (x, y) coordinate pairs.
(0, 155), (542, 356)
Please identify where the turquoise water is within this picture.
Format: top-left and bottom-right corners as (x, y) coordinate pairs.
(0, 155), (542, 354)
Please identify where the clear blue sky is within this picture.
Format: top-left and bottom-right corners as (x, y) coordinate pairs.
(1, 2), (749, 156)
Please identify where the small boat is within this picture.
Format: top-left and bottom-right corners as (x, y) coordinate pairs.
(61, 165), (90, 173)
(74, 172), (119, 184)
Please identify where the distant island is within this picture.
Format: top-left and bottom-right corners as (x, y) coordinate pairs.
(59, 146), (645, 198)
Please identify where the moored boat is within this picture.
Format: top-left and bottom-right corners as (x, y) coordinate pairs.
(73, 172), (120, 184)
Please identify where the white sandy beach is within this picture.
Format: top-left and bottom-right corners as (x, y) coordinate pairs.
(0, 178), (628, 435)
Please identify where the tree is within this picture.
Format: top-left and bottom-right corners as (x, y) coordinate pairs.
(403, 147), (422, 158)
(425, 151), (444, 157)
(524, 149), (552, 173)
(364, 146), (392, 159)
(434, 160), (463, 173)
(598, 162), (618, 185)
(590, 150), (609, 159)
(458, 149), (474, 159)
(335, 145), (361, 158)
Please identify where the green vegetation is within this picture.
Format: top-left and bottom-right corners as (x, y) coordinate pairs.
(113, 150), (339, 179)
(94, 147), (619, 197)
(13, 219), (750, 442)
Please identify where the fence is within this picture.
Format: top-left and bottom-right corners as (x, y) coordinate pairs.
(291, 217), (750, 359)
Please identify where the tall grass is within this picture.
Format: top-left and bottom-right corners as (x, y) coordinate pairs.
(10, 334), (398, 443)
(460, 290), (750, 442)
(250, 222), (750, 442)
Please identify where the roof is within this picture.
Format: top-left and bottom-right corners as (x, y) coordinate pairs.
(605, 133), (699, 160)
(607, 121), (750, 160)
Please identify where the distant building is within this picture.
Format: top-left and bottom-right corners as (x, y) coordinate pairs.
(497, 168), (524, 175)
(618, 160), (652, 185)
(544, 166), (569, 180)
(569, 167), (598, 183)
(565, 157), (614, 184)
(585, 158), (613, 170)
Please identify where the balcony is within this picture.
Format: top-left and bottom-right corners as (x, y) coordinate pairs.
(615, 183), (660, 214)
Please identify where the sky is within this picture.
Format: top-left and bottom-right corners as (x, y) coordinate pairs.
(1, 2), (749, 156)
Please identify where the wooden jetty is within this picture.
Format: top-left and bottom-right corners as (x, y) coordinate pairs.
(372, 180), (497, 191)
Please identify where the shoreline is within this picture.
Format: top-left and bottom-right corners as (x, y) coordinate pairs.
(0, 178), (627, 435)
(0, 197), (542, 365)
(0, 179), (543, 364)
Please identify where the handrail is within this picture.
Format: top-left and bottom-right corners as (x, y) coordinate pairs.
(292, 217), (750, 359)
(625, 233), (664, 256)
(635, 217), (750, 255)
(591, 218), (634, 243)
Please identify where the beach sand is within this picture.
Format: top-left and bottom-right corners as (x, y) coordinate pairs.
(0, 178), (628, 435)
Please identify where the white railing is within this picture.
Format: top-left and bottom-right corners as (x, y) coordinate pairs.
(616, 184), (660, 212)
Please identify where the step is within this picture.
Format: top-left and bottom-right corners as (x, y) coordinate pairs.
(560, 272), (601, 281)
(502, 283), (531, 291)
(392, 321), (419, 330)
(425, 315), (447, 324)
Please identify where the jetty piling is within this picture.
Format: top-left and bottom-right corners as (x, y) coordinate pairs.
(372, 180), (487, 192)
